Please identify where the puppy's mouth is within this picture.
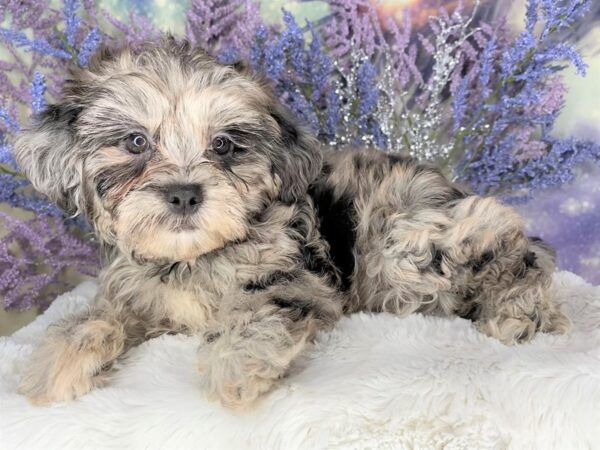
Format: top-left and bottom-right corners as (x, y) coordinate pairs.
(171, 220), (197, 232)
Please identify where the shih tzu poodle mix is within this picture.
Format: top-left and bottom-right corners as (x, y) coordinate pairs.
(15, 38), (569, 409)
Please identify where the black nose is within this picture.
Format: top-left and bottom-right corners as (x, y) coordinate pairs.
(163, 184), (203, 215)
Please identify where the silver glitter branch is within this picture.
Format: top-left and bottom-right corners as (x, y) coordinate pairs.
(328, 48), (364, 148)
(400, 3), (480, 162)
(328, 2), (481, 163)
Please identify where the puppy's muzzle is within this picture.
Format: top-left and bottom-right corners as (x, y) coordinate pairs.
(162, 184), (203, 215)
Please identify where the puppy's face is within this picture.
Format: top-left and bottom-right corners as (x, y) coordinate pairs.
(15, 40), (320, 262)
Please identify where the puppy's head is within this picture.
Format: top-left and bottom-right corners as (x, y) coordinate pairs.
(15, 38), (321, 262)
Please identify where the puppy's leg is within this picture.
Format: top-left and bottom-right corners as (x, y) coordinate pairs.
(198, 276), (342, 409)
(442, 196), (570, 344)
(198, 312), (306, 409)
(18, 304), (131, 404)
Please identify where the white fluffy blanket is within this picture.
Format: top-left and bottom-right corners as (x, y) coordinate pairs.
(1, 271), (599, 450)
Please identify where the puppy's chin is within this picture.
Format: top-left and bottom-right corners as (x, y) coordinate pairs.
(117, 227), (245, 262)
(115, 221), (248, 262)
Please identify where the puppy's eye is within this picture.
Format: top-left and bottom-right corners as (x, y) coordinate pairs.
(125, 133), (150, 154)
(211, 136), (235, 156)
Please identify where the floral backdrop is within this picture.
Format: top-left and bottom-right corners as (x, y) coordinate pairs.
(1, 0), (599, 311)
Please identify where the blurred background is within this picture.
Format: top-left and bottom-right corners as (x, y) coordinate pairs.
(1, 0), (598, 334)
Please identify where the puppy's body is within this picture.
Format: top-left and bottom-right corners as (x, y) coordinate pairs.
(15, 39), (569, 408)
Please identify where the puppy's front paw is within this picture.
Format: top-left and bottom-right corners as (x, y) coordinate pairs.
(476, 307), (571, 345)
(198, 335), (283, 409)
(18, 346), (104, 405)
(200, 362), (276, 409)
(18, 319), (124, 405)
(476, 316), (538, 345)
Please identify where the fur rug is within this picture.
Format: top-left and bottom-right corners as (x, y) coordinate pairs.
(1, 271), (599, 450)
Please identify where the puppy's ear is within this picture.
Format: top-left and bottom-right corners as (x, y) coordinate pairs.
(14, 101), (84, 215)
(14, 45), (118, 215)
(270, 105), (322, 203)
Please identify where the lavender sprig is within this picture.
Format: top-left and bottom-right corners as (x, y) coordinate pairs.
(0, 28), (71, 59)
(0, 212), (99, 311)
(77, 28), (101, 66)
(30, 72), (47, 114)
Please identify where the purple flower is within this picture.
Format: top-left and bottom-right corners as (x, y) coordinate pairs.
(264, 38), (285, 79)
(280, 10), (306, 76)
(305, 22), (333, 102)
(323, 0), (384, 59)
(249, 25), (269, 69)
(1, 0), (48, 30)
(63, 0), (82, 47)
(0, 212), (99, 311)
(477, 35), (496, 99)
(450, 0), (599, 199)
(535, 42), (587, 76)
(357, 61), (378, 114)
(186, 0), (261, 58)
(217, 46), (239, 64)
(452, 76), (469, 131)
(0, 107), (20, 132)
(77, 28), (101, 66)
(386, 13), (420, 88)
(0, 140), (15, 165)
(325, 87), (341, 139)
(0, 27), (71, 59)
(525, 0), (540, 30)
(103, 10), (160, 51)
(30, 72), (46, 114)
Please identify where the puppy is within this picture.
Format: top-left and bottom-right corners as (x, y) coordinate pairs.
(15, 38), (570, 408)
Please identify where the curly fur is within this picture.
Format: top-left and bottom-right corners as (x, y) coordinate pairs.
(14, 38), (569, 409)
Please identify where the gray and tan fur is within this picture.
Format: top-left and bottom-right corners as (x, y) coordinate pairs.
(14, 38), (569, 409)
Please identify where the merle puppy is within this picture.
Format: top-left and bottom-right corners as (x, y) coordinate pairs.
(15, 38), (569, 408)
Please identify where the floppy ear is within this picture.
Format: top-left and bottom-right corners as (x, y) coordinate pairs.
(270, 105), (322, 203)
(14, 102), (84, 215)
